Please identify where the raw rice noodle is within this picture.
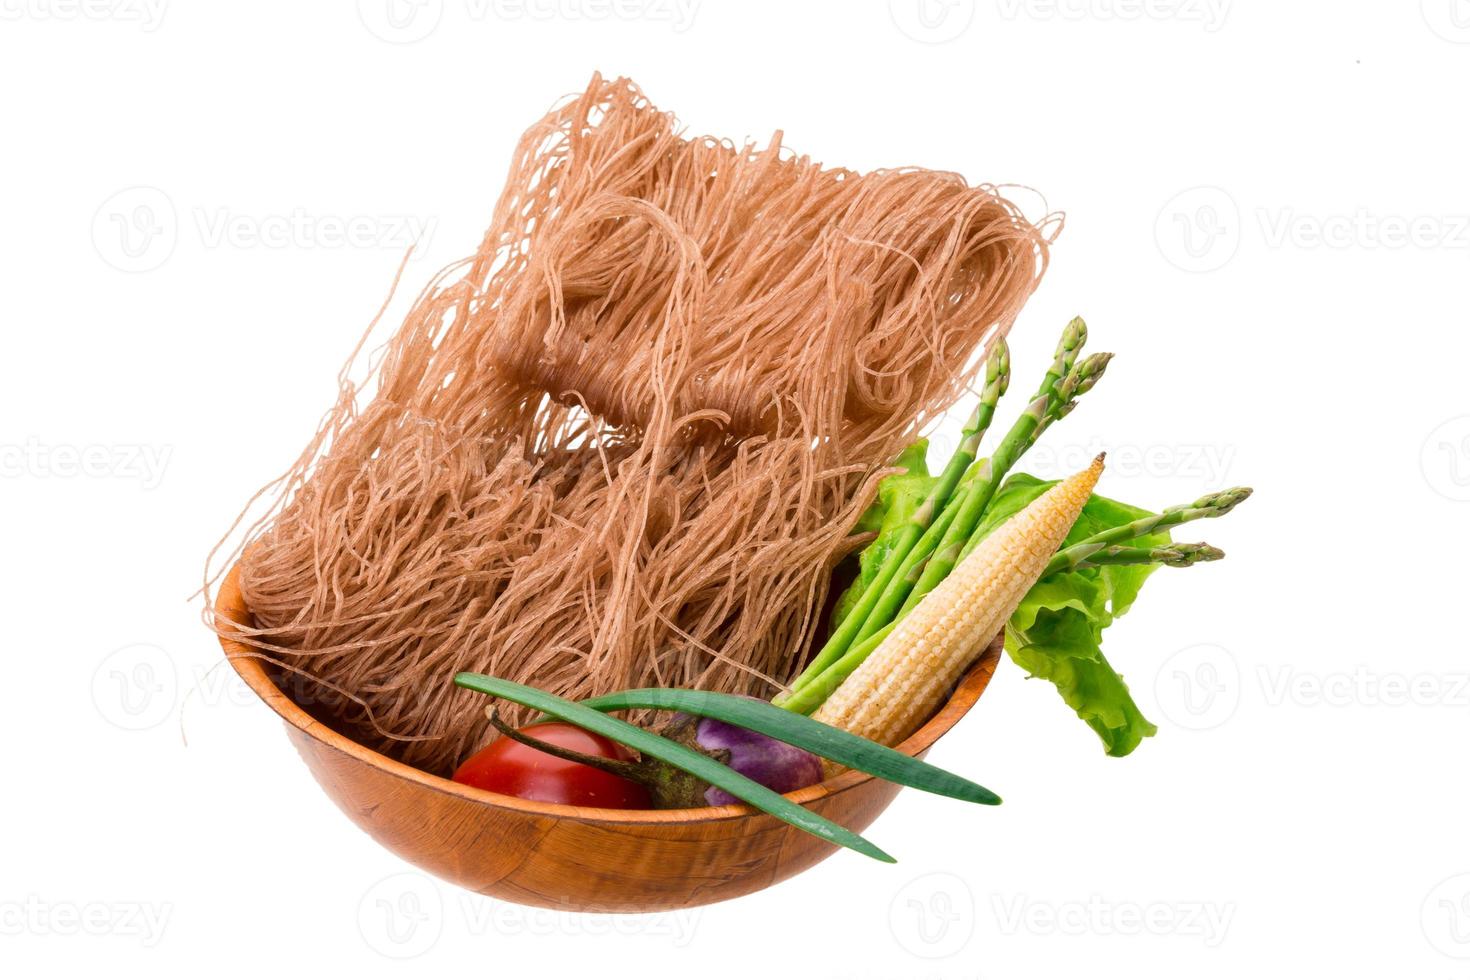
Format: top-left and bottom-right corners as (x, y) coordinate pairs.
(207, 74), (1056, 775)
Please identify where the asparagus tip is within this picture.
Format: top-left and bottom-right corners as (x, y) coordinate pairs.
(1163, 543), (1226, 567)
(1056, 317), (1088, 357)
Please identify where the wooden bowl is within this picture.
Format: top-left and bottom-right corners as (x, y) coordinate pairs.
(216, 565), (1001, 912)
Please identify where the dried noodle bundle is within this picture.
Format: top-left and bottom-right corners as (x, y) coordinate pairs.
(208, 74), (1054, 774)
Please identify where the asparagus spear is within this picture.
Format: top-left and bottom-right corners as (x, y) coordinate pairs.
(946, 350), (1116, 567)
(884, 322), (1108, 622)
(1038, 486), (1251, 574)
(1046, 541), (1226, 576)
(804, 504), (1234, 712)
(780, 623), (894, 715)
(777, 341), (1010, 704)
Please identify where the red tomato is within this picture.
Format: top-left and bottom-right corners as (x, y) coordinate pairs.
(451, 721), (652, 809)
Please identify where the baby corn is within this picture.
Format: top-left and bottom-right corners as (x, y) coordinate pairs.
(812, 454), (1105, 747)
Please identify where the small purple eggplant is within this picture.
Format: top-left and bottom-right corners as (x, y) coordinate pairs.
(485, 699), (824, 809)
(672, 712), (825, 806)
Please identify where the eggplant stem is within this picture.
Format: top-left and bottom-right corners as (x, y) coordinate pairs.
(485, 707), (647, 782)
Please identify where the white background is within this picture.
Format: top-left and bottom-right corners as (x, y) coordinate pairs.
(3, 1), (1466, 977)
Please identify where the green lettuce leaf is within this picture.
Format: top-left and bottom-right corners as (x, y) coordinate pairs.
(981, 472), (1164, 756)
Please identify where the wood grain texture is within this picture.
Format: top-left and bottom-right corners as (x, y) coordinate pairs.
(216, 563), (1001, 912)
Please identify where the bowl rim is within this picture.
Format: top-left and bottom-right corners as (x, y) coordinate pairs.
(215, 562), (1000, 825)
